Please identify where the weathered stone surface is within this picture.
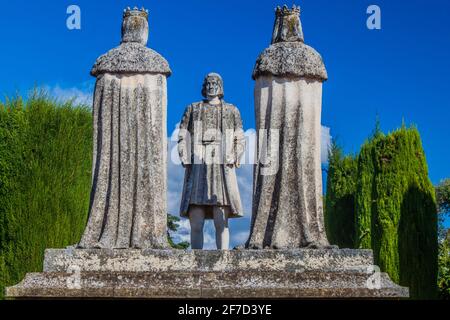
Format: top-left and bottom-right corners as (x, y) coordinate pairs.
(248, 76), (329, 249)
(271, 5), (304, 44)
(43, 248), (373, 273)
(78, 8), (171, 249)
(91, 8), (171, 77)
(6, 249), (409, 298)
(252, 5), (327, 81)
(78, 73), (169, 249)
(91, 42), (171, 77)
(5, 271), (408, 299)
(178, 101), (245, 219)
(247, 6), (329, 249)
(177, 73), (245, 250)
(121, 7), (149, 45)
(252, 42), (327, 81)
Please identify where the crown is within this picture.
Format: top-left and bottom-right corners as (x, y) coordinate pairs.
(123, 6), (149, 19)
(275, 4), (301, 17)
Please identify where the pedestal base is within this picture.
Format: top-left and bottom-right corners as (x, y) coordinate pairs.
(6, 248), (408, 298)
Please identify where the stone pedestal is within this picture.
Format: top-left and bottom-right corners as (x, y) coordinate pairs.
(6, 249), (408, 298)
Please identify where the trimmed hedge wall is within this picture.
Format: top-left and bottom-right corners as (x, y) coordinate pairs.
(325, 143), (357, 248)
(0, 94), (92, 298)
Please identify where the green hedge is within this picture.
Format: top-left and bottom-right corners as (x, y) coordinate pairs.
(355, 126), (438, 299)
(0, 94), (93, 298)
(325, 143), (357, 248)
(326, 125), (438, 299)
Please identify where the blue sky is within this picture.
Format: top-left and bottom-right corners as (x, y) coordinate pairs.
(1, 0), (449, 246)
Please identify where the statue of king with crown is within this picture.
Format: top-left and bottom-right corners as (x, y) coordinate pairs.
(246, 5), (335, 250)
(77, 7), (172, 249)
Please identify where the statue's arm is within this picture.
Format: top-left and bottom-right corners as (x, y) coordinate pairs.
(178, 105), (192, 167)
(233, 107), (246, 168)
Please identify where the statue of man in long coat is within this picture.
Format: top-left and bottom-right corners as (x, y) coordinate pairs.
(178, 73), (245, 250)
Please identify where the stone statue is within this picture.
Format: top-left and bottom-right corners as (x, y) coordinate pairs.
(246, 5), (335, 249)
(78, 7), (171, 249)
(178, 73), (245, 249)
(5, 6), (409, 301)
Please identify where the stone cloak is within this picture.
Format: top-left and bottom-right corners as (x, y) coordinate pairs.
(78, 33), (171, 249)
(247, 76), (329, 248)
(246, 6), (330, 249)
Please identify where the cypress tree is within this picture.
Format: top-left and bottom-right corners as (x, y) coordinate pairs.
(355, 126), (438, 299)
(355, 131), (384, 249)
(0, 94), (93, 298)
(325, 142), (357, 248)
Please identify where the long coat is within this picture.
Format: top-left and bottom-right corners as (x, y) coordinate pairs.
(178, 100), (245, 219)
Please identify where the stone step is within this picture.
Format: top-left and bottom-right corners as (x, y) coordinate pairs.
(44, 248), (374, 273)
(6, 270), (408, 299)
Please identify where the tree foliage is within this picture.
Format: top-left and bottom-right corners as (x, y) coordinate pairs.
(436, 179), (450, 213)
(325, 142), (357, 248)
(438, 231), (450, 299)
(326, 124), (438, 299)
(167, 214), (189, 249)
(435, 179), (450, 238)
(355, 126), (438, 299)
(0, 93), (93, 298)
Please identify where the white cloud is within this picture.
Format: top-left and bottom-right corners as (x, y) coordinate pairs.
(202, 222), (217, 250)
(44, 82), (94, 106)
(236, 165), (253, 217)
(167, 139), (185, 216)
(169, 218), (190, 244)
(321, 125), (332, 164)
(232, 230), (250, 245)
(169, 217), (217, 250)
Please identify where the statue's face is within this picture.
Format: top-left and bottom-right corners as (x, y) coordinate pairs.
(205, 77), (221, 98)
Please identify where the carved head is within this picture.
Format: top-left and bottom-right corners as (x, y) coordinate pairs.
(271, 5), (304, 44)
(201, 73), (224, 99)
(121, 7), (149, 45)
